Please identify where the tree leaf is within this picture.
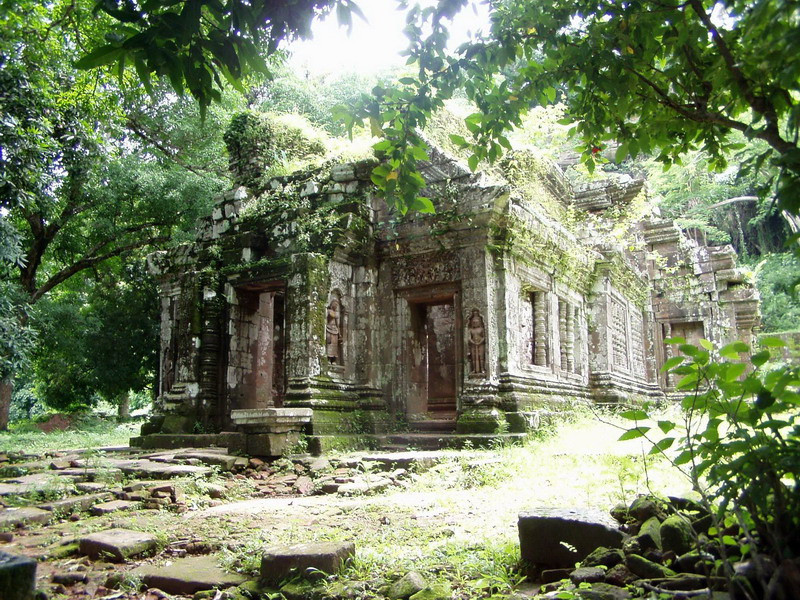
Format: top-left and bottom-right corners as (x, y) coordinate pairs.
(619, 427), (649, 440)
(74, 45), (122, 69)
(661, 356), (684, 372)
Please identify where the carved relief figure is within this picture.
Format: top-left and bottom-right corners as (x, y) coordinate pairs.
(326, 298), (342, 364)
(468, 309), (486, 375)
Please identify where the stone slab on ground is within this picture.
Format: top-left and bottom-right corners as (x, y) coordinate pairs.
(359, 452), (447, 471)
(133, 555), (247, 594)
(0, 507), (52, 528)
(0, 473), (77, 495)
(172, 451), (239, 470)
(79, 528), (158, 561)
(39, 492), (111, 514)
(0, 550), (37, 600)
(76, 481), (112, 493)
(90, 499), (139, 516)
(518, 508), (626, 568)
(260, 542), (356, 583)
(117, 459), (212, 478)
(54, 467), (123, 481)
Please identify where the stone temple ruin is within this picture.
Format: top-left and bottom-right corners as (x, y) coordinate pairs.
(134, 122), (760, 455)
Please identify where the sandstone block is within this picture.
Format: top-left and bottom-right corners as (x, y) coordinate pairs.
(388, 571), (427, 600)
(39, 492), (110, 514)
(90, 499), (138, 516)
(625, 553), (676, 579)
(135, 555), (246, 594)
(660, 514), (694, 555)
(79, 528), (157, 561)
(518, 508), (625, 568)
(0, 551), (37, 600)
(260, 542), (355, 583)
(0, 507), (52, 528)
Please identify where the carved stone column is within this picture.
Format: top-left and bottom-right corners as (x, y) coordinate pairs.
(559, 300), (567, 370)
(566, 304), (575, 373)
(533, 292), (547, 366)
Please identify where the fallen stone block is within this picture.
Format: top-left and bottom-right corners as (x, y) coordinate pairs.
(0, 550), (37, 600)
(173, 451), (239, 471)
(260, 542), (355, 583)
(518, 508), (625, 568)
(90, 499), (139, 516)
(79, 528), (158, 561)
(117, 460), (211, 478)
(134, 555), (246, 594)
(0, 507), (52, 528)
(388, 571), (427, 599)
(39, 492), (111, 514)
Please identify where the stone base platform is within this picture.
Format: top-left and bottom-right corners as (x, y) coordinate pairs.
(308, 432), (527, 454)
(129, 433), (239, 450)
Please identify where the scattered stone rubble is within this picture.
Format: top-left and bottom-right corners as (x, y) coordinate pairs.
(2, 443), (756, 600)
(0, 447), (449, 599)
(522, 494), (738, 599)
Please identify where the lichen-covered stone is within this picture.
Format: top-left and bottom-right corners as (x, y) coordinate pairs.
(581, 546), (624, 569)
(519, 508), (625, 568)
(660, 514), (695, 555)
(575, 582), (632, 599)
(260, 542), (355, 583)
(0, 551), (36, 600)
(625, 554), (676, 579)
(570, 566), (606, 584)
(409, 583), (452, 600)
(628, 496), (666, 522)
(636, 516), (662, 550)
(388, 571), (427, 600)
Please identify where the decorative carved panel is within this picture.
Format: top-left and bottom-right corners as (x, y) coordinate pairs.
(611, 298), (629, 371)
(391, 251), (460, 289)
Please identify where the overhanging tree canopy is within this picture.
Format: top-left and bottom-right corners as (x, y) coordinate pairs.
(343, 0), (800, 216)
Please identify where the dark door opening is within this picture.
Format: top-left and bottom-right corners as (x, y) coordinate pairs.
(409, 297), (458, 419)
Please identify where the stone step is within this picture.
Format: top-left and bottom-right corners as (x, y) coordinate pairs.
(408, 419), (457, 433)
(307, 432), (526, 454)
(376, 433), (527, 451)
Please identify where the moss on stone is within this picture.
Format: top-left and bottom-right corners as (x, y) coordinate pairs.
(489, 214), (597, 295)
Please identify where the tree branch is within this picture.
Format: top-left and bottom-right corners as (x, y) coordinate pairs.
(687, 0), (794, 155)
(30, 235), (171, 303)
(126, 117), (228, 178)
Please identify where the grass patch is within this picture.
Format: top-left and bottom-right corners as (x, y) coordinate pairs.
(0, 415), (139, 455)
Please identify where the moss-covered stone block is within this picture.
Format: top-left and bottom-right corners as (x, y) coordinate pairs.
(161, 415), (193, 434)
(456, 409), (508, 434)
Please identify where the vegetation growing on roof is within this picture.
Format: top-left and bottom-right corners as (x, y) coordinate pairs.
(224, 111), (328, 189)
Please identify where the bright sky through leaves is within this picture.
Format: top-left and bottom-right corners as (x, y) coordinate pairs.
(289, 0), (490, 76)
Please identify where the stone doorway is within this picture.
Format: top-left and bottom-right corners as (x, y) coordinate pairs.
(228, 285), (286, 410)
(407, 294), (459, 422)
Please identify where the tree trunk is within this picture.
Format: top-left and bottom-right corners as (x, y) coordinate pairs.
(117, 391), (131, 422)
(0, 379), (12, 431)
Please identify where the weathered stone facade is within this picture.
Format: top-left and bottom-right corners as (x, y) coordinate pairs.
(139, 144), (759, 446)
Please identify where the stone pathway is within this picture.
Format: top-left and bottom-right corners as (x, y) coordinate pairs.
(0, 446), (465, 599)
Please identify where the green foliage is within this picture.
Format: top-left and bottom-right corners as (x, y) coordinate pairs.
(621, 337), (800, 566)
(256, 65), (385, 136)
(29, 261), (158, 411)
(0, 284), (35, 382)
(223, 110), (328, 188)
(0, 414), (138, 454)
(751, 253), (800, 332)
(647, 145), (791, 255)
(346, 0), (800, 217)
(76, 0), (363, 118)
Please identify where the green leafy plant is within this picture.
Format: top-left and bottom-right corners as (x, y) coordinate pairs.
(620, 336), (800, 590)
